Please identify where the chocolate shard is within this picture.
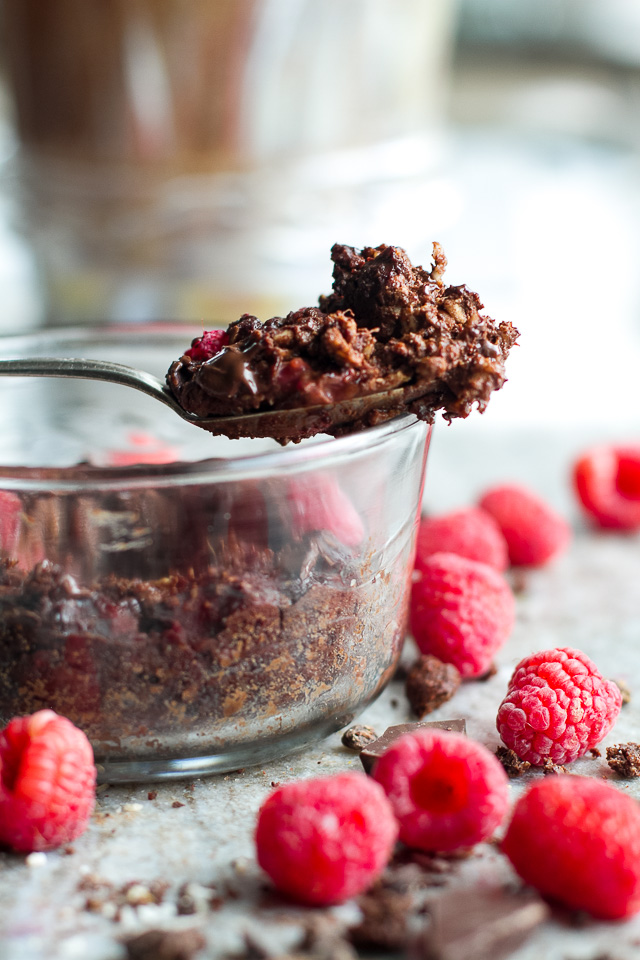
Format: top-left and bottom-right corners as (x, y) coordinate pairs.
(359, 719), (466, 774)
(416, 887), (549, 960)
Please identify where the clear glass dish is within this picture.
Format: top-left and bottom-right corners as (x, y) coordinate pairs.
(0, 326), (431, 782)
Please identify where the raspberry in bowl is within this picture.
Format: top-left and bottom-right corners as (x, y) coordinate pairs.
(0, 326), (431, 782)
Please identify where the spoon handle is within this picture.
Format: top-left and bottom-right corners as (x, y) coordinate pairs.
(0, 356), (180, 410)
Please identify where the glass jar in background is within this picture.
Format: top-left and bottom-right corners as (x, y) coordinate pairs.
(1, 0), (459, 326)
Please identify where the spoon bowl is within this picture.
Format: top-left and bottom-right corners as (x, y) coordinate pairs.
(0, 356), (424, 441)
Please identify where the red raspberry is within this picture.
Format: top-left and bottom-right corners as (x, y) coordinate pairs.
(497, 646), (622, 765)
(478, 484), (570, 567)
(410, 552), (515, 678)
(227, 484), (270, 550)
(372, 729), (509, 852)
(0, 489), (22, 556)
(415, 507), (508, 573)
(0, 710), (96, 853)
(286, 474), (364, 547)
(184, 329), (229, 362)
(503, 775), (640, 919)
(255, 772), (397, 905)
(573, 445), (640, 530)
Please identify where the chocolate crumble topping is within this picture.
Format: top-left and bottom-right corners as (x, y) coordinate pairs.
(496, 746), (531, 778)
(606, 743), (640, 778)
(167, 243), (518, 442)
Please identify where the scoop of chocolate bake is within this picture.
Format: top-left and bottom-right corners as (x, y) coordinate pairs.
(166, 243), (519, 442)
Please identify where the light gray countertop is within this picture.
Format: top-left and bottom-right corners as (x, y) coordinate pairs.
(2, 522), (640, 960)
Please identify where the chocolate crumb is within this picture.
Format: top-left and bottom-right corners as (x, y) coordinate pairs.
(390, 698), (400, 708)
(496, 746), (531, 778)
(542, 759), (567, 776)
(298, 916), (359, 960)
(123, 927), (206, 960)
(613, 678), (631, 705)
(341, 725), (379, 752)
(405, 655), (461, 717)
(589, 747), (602, 758)
(270, 781), (280, 788)
(606, 743), (640, 778)
(349, 880), (415, 950)
(509, 569), (529, 594)
(172, 801), (185, 809)
(148, 791), (158, 801)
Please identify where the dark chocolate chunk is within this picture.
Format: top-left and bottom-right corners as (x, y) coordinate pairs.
(405, 656), (461, 718)
(416, 886), (549, 960)
(607, 743), (640, 778)
(495, 746), (531, 778)
(359, 720), (466, 774)
(123, 927), (206, 960)
(341, 724), (379, 752)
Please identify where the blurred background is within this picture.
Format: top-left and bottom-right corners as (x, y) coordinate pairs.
(2, 0), (640, 514)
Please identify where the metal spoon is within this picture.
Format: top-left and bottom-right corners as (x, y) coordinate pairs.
(0, 356), (421, 442)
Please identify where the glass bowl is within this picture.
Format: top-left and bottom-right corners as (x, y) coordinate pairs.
(0, 326), (431, 782)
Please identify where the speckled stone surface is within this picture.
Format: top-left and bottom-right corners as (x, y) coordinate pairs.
(1, 522), (640, 960)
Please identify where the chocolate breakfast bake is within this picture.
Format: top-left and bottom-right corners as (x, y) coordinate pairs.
(167, 242), (519, 442)
(0, 472), (410, 767)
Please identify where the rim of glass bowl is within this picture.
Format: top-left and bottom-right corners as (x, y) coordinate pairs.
(0, 324), (425, 492)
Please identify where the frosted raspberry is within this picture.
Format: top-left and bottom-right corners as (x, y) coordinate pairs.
(184, 329), (229, 362)
(410, 552), (515, 678)
(573, 445), (640, 530)
(415, 508), (508, 573)
(478, 484), (570, 567)
(497, 647), (622, 766)
(286, 474), (364, 547)
(0, 710), (96, 853)
(503, 776), (640, 919)
(372, 729), (509, 852)
(255, 772), (397, 905)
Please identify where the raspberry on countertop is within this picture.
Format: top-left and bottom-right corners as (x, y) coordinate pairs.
(503, 775), (640, 919)
(410, 551), (515, 679)
(255, 772), (397, 905)
(497, 646), (622, 766)
(372, 728), (509, 853)
(0, 709), (96, 853)
(478, 483), (570, 567)
(573, 445), (640, 530)
(415, 507), (508, 573)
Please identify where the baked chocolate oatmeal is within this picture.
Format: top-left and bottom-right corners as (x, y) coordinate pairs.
(0, 475), (410, 764)
(0, 552), (408, 765)
(166, 243), (519, 442)
(606, 743), (640, 778)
